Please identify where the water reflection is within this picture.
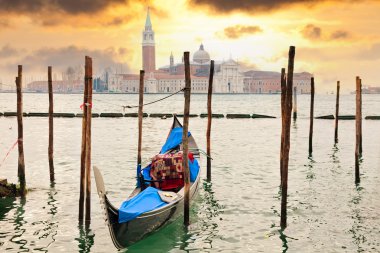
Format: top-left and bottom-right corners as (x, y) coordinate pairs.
(33, 185), (59, 252)
(306, 155), (316, 181)
(76, 224), (95, 253)
(0, 197), (16, 248)
(126, 180), (223, 252)
(349, 184), (365, 253)
(0, 197), (16, 220)
(9, 197), (27, 251)
(279, 229), (289, 253)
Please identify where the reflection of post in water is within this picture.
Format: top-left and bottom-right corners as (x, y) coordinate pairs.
(279, 229), (289, 253)
(38, 184), (59, 250)
(177, 180), (223, 251)
(330, 144), (341, 170)
(349, 185), (365, 253)
(10, 197), (27, 251)
(197, 180), (223, 250)
(306, 156), (316, 181)
(76, 224), (95, 253)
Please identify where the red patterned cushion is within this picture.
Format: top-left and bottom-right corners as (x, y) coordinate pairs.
(150, 152), (184, 190)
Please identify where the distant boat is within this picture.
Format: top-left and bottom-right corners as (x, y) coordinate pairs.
(94, 115), (201, 249)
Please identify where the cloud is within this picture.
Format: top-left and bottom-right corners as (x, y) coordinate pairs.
(0, 45), (21, 58)
(330, 30), (350, 40)
(0, 19), (9, 27)
(357, 43), (380, 61)
(0, 0), (151, 28)
(222, 25), (263, 39)
(0, 0), (126, 15)
(189, 0), (330, 13)
(189, 0), (376, 14)
(301, 24), (322, 40)
(1, 46), (130, 74)
(301, 24), (351, 41)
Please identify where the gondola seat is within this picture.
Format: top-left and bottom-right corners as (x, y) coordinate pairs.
(149, 152), (184, 191)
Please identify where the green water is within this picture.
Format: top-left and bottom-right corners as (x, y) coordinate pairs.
(0, 93), (379, 252)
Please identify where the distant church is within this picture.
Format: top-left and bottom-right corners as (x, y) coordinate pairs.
(109, 9), (312, 94)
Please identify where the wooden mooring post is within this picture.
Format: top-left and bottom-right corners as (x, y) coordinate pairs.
(206, 60), (214, 182)
(137, 70), (144, 172)
(334, 81), (340, 143)
(281, 46), (295, 229)
(280, 68), (286, 186)
(355, 76), (360, 184)
(85, 56), (93, 223)
(48, 66), (55, 182)
(183, 51), (191, 226)
(293, 86), (297, 120)
(359, 78), (363, 155)
(79, 59), (89, 222)
(16, 65), (26, 196)
(79, 56), (93, 223)
(309, 77), (315, 154)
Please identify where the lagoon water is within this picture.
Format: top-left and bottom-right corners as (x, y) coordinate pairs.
(0, 93), (379, 252)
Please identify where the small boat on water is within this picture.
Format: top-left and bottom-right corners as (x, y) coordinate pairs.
(94, 115), (201, 249)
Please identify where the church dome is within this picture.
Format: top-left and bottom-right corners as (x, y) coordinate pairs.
(193, 44), (210, 64)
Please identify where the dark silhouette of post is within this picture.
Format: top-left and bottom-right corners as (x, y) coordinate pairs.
(280, 68), (286, 186)
(48, 66), (55, 182)
(137, 70), (144, 169)
(183, 51), (191, 226)
(16, 65), (26, 196)
(85, 56), (93, 223)
(359, 78), (363, 155)
(309, 77), (315, 154)
(281, 46), (295, 229)
(206, 60), (214, 182)
(79, 58), (89, 222)
(355, 76), (360, 184)
(334, 81), (340, 143)
(293, 86), (297, 120)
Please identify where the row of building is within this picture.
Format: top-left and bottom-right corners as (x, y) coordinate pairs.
(25, 8), (312, 94)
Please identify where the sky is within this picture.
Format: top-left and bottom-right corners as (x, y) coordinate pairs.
(0, 0), (379, 93)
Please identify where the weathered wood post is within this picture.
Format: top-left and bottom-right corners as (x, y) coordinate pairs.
(79, 58), (89, 222)
(281, 46), (295, 229)
(280, 68), (286, 186)
(16, 65), (26, 196)
(293, 86), (297, 120)
(183, 51), (191, 226)
(137, 70), (144, 173)
(206, 60), (214, 182)
(85, 56), (93, 223)
(359, 78), (363, 155)
(355, 76), (360, 184)
(334, 81), (340, 143)
(48, 66), (54, 182)
(309, 77), (315, 154)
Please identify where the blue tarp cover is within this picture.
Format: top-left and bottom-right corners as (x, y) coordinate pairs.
(119, 187), (167, 223)
(160, 127), (190, 154)
(189, 159), (199, 182)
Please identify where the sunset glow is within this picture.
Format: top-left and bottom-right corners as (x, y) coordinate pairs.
(1, 0), (380, 92)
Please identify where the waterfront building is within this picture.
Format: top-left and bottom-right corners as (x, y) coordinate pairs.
(108, 9), (311, 94)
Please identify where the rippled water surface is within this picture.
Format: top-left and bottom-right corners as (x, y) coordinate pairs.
(0, 93), (379, 252)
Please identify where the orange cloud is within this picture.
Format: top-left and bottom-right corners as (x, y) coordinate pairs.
(222, 25), (263, 39)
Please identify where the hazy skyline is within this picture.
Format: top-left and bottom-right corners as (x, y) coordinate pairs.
(0, 0), (380, 93)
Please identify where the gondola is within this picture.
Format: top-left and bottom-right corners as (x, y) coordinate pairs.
(94, 115), (201, 249)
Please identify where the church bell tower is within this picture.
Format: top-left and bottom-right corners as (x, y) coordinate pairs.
(142, 8), (156, 73)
